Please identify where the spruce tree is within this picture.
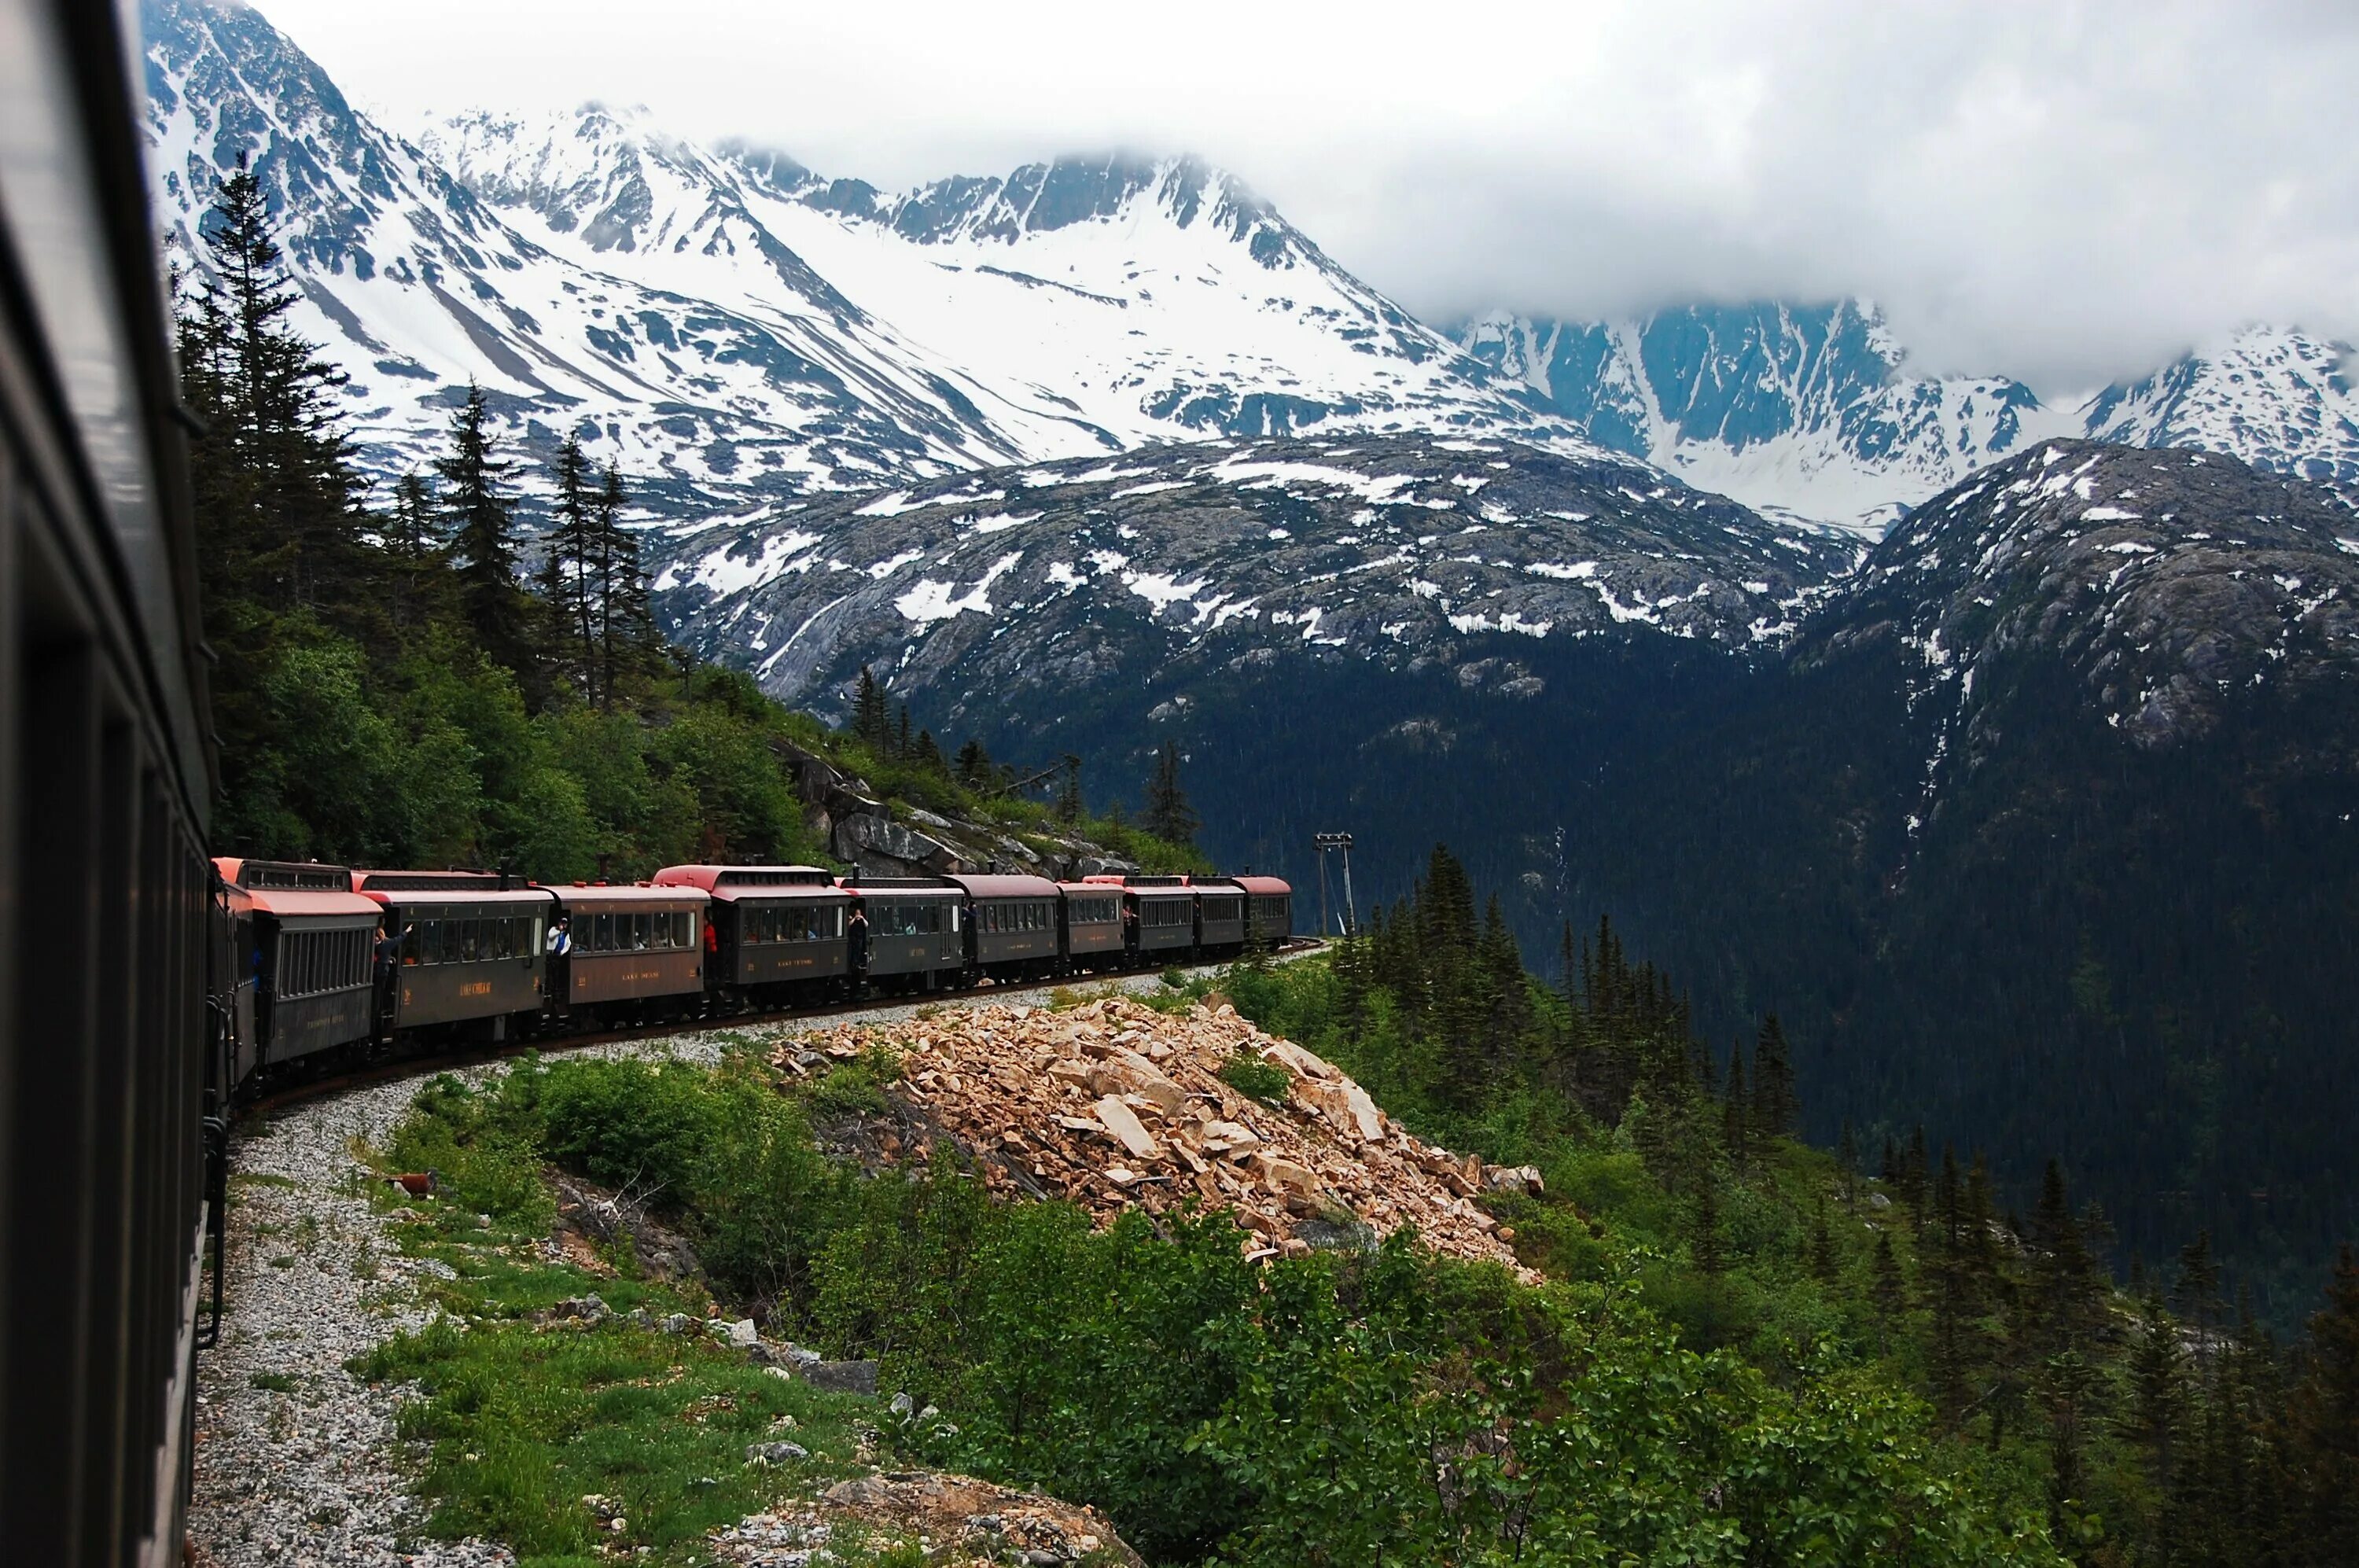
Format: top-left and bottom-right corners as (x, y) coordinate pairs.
(893, 703), (914, 761)
(1871, 1231), (1908, 1323)
(2280, 1245), (2359, 1555)
(852, 667), (889, 750)
(954, 738), (992, 791)
(1752, 1013), (1798, 1139)
(2127, 1291), (2191, 1528)
(1721, 1045), (1750, 1171)
(914, 729), (949, 778)
(2177, 1231), (2223, 1366)
(1929, 1147), (1974, 1424)
(591, 462), (654, 701)
(539, 432), (597, 695)
(1809, 1198), (1838, 1283)
(384, 470), (446, 637)
(437, 383), (528, 669)
(1054, 754), (1084, 823)
(1141, 741), (1200, 848)
(186, 153), (366, 616)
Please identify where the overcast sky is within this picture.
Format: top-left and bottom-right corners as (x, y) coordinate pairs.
(252, 0), (2359, 393)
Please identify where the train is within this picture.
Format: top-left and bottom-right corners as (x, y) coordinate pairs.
(0, 0), (221, 1558)
(215, 858), (1294, 1080)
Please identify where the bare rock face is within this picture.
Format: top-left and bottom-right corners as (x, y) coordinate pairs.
(1827, 440), (2359, 750)
(653, 434), (1860, 726)
(781, 996), (1536, 1278)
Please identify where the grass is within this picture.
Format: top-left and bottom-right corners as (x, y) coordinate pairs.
(248, 1371), (299, 1393)
(355, 1193), (897, 1566)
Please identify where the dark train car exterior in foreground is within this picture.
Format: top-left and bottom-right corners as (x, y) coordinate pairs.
(0, 0), (220, 1559)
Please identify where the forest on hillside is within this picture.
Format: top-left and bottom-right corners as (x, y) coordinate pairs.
(177, 156), (1194, 880)
(376, 846), (2359, 1566)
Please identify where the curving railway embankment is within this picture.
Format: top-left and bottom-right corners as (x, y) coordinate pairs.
(192, 959), (1308, 1567)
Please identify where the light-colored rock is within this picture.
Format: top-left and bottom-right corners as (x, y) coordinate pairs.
(1093, 1095), (1162, 1161)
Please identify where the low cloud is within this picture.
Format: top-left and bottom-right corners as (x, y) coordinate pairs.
(256, 0), (2359, 393)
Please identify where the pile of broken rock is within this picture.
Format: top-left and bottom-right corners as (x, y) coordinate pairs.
(778, 996), (1542, 1282)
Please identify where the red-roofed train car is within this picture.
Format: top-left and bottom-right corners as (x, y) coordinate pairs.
(213, 859), (381, 1076)
(651, 865), (850, 1001)
(944, 873), (1063, 982)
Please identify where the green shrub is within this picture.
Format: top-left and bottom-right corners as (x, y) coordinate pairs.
(1216, 1055), (1292, 1104)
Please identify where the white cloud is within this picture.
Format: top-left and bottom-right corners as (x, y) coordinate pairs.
(245, 0), (2359, 392)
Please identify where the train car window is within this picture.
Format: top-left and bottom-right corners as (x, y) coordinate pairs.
(492, 919), (513, 960)
(629, 913), (647, 949)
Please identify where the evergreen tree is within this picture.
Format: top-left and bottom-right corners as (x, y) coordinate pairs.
(894, 703), (915, 761)
(1721, 1045), (1750, 1171)
(914, 729), (949, 778)
(591, 462), (655, 701)
(182, 153), (366, 617)
(1871, 1231), (1908, 1330)
(1752, 1013), (1798, 1139)
(2279, 1245), (2359, 1558)
(539, 432), (598, 694)
(2127, 1291), (2191, 1514)
(383, 470), (447, 636)
(1929, 1147), (1974, 1425)
(852, 667), (889, 750)
(1692, 1172), (1724, 1276)
(1141, 741), (1200, 848)
(954, 738), (993, 791)
(2041, 1349), (2100, 1553)
(2030, 1160), (2103, 1357)
(1054, 754), (1084, 823)
(1809, 1198), (1838, 1283)
(2177, 1230), (2224, 1366)
(437, 383), (529, 670)
(1901, 1127), (1930, 1232)
(1838, 1121), (1861, 1209)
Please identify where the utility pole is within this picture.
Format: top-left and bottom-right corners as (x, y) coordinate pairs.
(1313, 832), (1356, 938)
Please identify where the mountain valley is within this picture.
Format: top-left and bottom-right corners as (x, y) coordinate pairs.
(139, 0), (2359, 1312)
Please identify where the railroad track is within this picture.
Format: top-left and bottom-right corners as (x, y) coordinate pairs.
(242, 939), (1327, 1120)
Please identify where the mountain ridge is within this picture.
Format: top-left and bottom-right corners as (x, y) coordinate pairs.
(1458, 304), (2359, 533)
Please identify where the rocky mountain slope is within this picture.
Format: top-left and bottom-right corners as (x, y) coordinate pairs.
(678, 437), (2359, 1310)
(1456, 304), (2359, 533)
(652, 433), (1859, 739)
(1827, 440), (2359, 757)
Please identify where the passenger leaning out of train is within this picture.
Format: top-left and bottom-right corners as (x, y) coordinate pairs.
(848, 904), (869, 968)
(547, 916), (572, 958)
(703, 915), (719, 955)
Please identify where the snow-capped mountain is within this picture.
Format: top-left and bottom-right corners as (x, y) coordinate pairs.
(1457, 304), (2359, 534)
(140, 0), (1051, 513)
(651, 433), (1858, 723)
(418, 104), (1595, 455)
(140, 0), (1599, 520)
(2080, 329), (2359, 488)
